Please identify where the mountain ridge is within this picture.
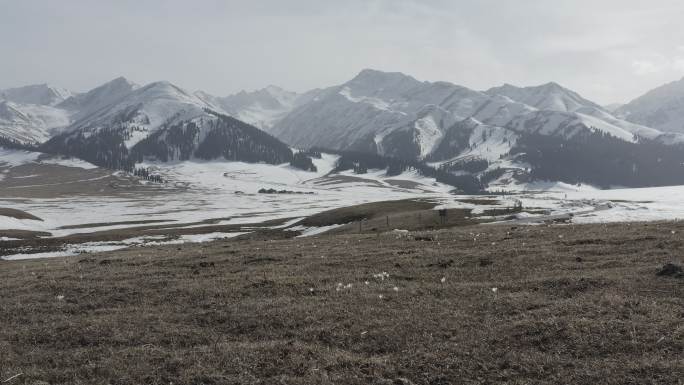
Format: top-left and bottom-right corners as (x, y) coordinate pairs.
(5, 69), (684, 190)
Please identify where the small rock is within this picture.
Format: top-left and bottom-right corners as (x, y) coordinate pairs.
(656, 263), (683, 278)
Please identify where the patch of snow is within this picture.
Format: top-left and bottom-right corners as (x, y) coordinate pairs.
(288, 224), (345, 237)
(179, 232), (246, 243)
(414, 115), (443, 158)
(339, 86), (391, 111)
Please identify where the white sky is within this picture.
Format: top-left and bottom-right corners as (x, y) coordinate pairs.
(2, 0), (684, 104)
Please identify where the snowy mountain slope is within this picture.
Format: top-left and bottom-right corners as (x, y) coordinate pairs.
(39, 81), (226, 169)
(485, 82), (603, 113)
(194, 86), (319, 130)
(504, 110), (636, 142)
(0, 78), (138, 146)
(379, 104), (460, 159)
(6, 70), (684, 190)
(0, 84), (73, 106)
(0, 101), (71, 144)
(57, 77), (139, 119)
(616, 77), (684, 134)
(130, 112), (295, 166)
(270, 69), (682, 164)
(479, 84), (683, 144)
(62, 81), (218, 148)
(470, 94), (537, 126)
(430, 118), (519, 164)
(271, 69), (488, 153)
(40, 84), (315, 172)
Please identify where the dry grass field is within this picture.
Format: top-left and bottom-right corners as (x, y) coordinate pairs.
(1, 219), (683, 384)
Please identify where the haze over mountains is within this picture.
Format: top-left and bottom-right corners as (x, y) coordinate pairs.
(3, 69), (684, 191)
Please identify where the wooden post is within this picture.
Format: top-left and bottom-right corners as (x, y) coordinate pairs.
(386, 216), (389, 228)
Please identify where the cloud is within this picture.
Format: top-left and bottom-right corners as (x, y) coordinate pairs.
(632, 58), (669, 75)
(632, 54), (684, 75)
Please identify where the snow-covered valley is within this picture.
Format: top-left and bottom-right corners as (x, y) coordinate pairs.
(5, 69), (684, 260)
(3, 149), (684, 260)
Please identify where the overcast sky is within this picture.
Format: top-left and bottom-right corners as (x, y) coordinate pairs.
(2, 0), (684, 104)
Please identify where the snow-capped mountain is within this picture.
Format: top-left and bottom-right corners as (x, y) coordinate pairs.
(5, 69), (684, 190)
(271, 69), (489, 154)
(270, 69), (679, 161)
(0, 84), (73, 106)
(40, 81), (312, 171)
(0, 100), (71, 144)
(0, 78), (139, 145)
(484, 82), (602, 113)
(58, 76), (139, 119)
(617, 77), (684, 134)
(59, 80), (216, 148)
(194, 86), (317, 130)
(130, 112), (296, 165)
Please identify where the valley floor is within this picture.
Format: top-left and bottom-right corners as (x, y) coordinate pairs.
(1, 221), (683, 384)
(6, 150), (684, 261)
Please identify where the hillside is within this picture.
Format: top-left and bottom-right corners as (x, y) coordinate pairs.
(2, 220), (681, 384)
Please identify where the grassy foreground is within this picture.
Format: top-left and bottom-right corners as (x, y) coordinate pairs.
(1, 221), (683, 384)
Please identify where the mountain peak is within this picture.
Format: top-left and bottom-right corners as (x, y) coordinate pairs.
(57, 76), (139, 114)
(485, 81), (601, 113)
(535, 81), (578, 95)
(350, 69), (417, 85)
(138, 81), (196, 101)
(109, 76), (137, 87)
(0, 83), (72, 106)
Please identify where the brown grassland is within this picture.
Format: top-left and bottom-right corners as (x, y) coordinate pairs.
(1, 219), (683, 384)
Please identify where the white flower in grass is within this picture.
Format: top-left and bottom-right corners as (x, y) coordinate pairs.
(393, 286), (399, 292)
(364, 281), (370, 285)
(491, 287), (498, 293)
(440, 277), (446, 283)
(56, 295), (65, 301)
(378, 294), (384, 299)
(372, 271), (390, 280)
